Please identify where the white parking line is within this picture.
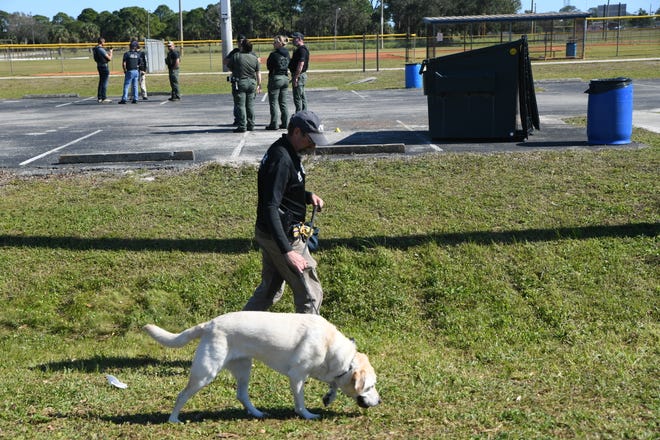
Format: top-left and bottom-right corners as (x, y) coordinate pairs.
(397, 120), (443, 152)
(20, 130), (102, 166)
(56, 96), (96, 108)
(351, 90), (367, 99)
(231, 133), (247, 158)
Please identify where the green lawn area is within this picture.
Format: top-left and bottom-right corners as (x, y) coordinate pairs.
(0, 125), (658, 437)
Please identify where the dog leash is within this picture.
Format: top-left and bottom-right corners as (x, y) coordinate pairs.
(301, 205), (317, 255)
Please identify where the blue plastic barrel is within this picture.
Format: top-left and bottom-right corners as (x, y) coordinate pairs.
(405, 63), (422, 88)
(566, 41), (577, 57)
(586, 77), (633, 145)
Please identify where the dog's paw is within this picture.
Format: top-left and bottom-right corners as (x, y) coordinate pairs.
(248, 409), (266, 419)
(297, 409), (320, 420)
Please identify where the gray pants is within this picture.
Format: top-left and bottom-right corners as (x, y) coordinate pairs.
(243, 226), (323, 314)
(168, 68), (180, 98)
(268, 74), (289, 127)
(292, 72), (307, 113)
(234, 78), (257, 130)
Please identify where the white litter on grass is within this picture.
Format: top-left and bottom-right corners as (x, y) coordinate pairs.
(105, 374), (128, 389)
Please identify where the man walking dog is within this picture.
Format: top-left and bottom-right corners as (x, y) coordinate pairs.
(243, 111), (329, 314)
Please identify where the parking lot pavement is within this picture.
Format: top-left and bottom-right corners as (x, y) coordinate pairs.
(0, 79), (657, 171)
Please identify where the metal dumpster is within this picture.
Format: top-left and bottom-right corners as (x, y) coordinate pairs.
(421, 36), (539, 141)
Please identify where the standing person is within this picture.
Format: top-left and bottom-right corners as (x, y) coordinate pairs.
(129, 39), (148, 101)
(93, 37), (113, 103)
(165, 41), (181, 101)
(243, 110), (329, 314)
(138, 44), (148, 100)
(119, 40), (141, 104)
(227, 39), (262, 133)
(224, 34), (246, 126)
(289, 32), (309, 112)
(265, 35), (290, 130)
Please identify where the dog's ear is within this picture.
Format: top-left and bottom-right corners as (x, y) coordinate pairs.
(351, 369), (365, 394)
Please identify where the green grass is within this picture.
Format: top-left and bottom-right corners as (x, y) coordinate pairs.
(0, 124), (658, 438)
(1, 60), (659, 99)
(1, 46), (658, 99)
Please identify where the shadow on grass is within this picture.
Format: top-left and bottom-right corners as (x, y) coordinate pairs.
(99, 407), (352, 425)
(33, 355), (189, 373)
(1, 222), (657, 253)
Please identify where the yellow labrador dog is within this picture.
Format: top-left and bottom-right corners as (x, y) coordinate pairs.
(143, 311), (380, 423)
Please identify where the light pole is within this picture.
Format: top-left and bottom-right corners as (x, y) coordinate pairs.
(147, 10), (150, 39)
(380, 1), (384, 49)
(334, 7), (341, 50)
(179, 0), (184, 48)
(30, 12), (35, 44)
(220, 0), (233, 72)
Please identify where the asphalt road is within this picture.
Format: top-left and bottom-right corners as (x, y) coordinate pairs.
(0, 79), (658, 172)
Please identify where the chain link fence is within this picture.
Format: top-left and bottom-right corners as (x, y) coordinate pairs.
(0, 16), (657, 77)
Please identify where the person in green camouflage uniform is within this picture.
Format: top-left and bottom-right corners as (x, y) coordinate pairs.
(265, 35), (290, 130)
(227, 39), (262, 133)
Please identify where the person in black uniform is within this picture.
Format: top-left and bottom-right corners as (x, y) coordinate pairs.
(289, 32), (309, 112)
(243, 110), (329, 314)
(166, 41), (181, 101)
(93, 37), (113, 103)
(129, 39), (148, 101)
(265, 35), (290, 130)
(119, 40), (141, 104)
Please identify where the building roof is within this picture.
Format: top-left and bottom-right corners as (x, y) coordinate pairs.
(423, 12), (591, 25)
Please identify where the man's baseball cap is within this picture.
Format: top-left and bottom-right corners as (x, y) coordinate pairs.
(289, 111), (329, 146)
(130, 40), (139, 49)
(290, 32), (304, 40)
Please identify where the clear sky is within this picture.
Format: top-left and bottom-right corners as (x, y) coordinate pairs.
(1, 0), (656, 20)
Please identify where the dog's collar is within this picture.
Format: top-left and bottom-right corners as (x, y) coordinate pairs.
(335, 355), (356, 380)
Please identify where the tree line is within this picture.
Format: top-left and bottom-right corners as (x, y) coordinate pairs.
(1, 1), (657, 45)
(0, 1), (522, 44)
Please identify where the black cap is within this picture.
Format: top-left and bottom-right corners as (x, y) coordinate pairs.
(290, 32), (304, 40)
(289, 111), (329, 146)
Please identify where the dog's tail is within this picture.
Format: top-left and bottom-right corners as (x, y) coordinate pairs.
(143, 323), (205, 348)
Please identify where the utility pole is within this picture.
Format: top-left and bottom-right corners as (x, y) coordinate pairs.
(334, 8), (341, 50)
(220, 0), (233, 72)
(179, 0), (184, 51)
(380, 1), (384, 49)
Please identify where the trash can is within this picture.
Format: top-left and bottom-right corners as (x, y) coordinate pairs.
(566, 39), (577, 57)
(421, 37), (539, 140)
(586, 77), (633, 145)
(405, 63), (422, 88)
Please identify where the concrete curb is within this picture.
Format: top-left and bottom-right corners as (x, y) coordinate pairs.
(56, 145), (404, 164)
(316, 144), (405, 155)
(58, 151), (194, 164)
